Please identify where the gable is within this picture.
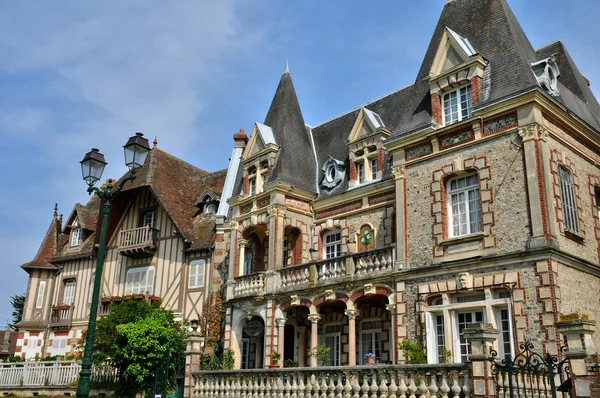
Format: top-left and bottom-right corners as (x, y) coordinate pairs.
(347, 108), (386, 144)
(430, 27), (476, 78)
(242, 122), (278, 160)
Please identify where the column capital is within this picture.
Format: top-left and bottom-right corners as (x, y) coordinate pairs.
(237, 238), (248, 247)
(392, 165), (406, 180)
(307, 314), (322, 324)
(518, 122), (539, 142)
(344, 309), (359, 320)
(276, 317), (287, 327)
(385, 304), (396, 313)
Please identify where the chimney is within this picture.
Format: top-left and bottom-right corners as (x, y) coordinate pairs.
(233, 128), (248, 151)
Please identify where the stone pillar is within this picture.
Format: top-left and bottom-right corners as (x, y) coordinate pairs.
(308, 314), (321, 367)
(276, 317), (286, 367)
(463, 323), (498, 398)
(345, 309), (358, 366)
(184, 333), (205, 398)
(386, 304), (397, 364)
(391, 164), (406, 269)
(556, 316), (597, 397)
(298, 326), (307, 367)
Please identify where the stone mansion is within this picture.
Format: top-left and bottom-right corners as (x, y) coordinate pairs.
(15, 0), (600, 375)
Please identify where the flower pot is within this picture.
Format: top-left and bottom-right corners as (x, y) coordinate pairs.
(368, 357), (375, 365)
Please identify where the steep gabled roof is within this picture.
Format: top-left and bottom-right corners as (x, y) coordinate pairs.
(117, 149), (226, 244)
(264, 70), (317, 193)
(21, 205), (62, 270)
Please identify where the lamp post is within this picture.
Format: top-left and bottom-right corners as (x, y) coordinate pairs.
(76, 133), (151, 398)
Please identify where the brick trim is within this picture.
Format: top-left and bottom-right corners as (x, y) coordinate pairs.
(549, 151), (585, 238)
(431, 156), (496, 257)
(588, 174), (600, 261)
(431, 94), (442, 126)
(471, 76), (482, 107)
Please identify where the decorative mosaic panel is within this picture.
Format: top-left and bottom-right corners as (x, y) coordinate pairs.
(316, 200), (362, 220)
(439, 129), (474, 150)
(405, 141), (433, 161)
(285, 197), (310, 212)
(240, 203), (253, 215)
(368, 190), (395, 205)
(483, 112), (518, 136)
(257, 197), (270, 208)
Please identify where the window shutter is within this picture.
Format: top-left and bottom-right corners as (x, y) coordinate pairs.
(146, 267), (155, 294)
(425, 312), (436, 364)
(197, 261), (205, 288)
(36, 281), (46, 308)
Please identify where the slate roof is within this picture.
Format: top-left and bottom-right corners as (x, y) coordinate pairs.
(21, 207), (63, 269)
(263, 71), (317, 193)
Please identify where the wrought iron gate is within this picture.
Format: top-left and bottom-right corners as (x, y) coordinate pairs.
(146, 351), (185, 398)
(489, 342), (571, 398)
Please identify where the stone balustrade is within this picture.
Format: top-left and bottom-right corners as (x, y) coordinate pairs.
(234, 272), (266, 297)
(317, 256), (347, 282)
(193, 364), (471, 398)
(353, 247), (395, 276)
(279, 263), (310, 289)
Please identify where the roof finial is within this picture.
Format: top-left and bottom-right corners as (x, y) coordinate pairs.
(53, 203), (58, 217)
(153, 136), (158, 148)
(284, 59), (289, 74)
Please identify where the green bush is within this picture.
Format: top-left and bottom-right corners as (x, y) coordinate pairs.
(397, 340), (427, 364)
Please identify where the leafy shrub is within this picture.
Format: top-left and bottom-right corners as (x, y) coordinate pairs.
(397, 340), (427, 364)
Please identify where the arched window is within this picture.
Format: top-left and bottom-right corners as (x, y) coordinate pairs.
(558, 165), (579, 232)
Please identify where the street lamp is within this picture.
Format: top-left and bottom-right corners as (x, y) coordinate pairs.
(76, 133), (150, 398)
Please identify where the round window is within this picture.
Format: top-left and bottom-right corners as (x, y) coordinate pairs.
(326, 164), (337, 183)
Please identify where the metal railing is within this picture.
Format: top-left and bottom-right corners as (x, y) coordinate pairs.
(0, 360), (118, 387)
(193, 364), (471, 397)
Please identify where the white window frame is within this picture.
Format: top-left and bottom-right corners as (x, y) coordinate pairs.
(356, 162), (365, 184)
(360, 319), (383, 364)
(442, 85), (472, 126)
(282, 236), (290, 267)
(249, 178), (256, 196)
(447, 174), (481, 237)
(453, 309), (485, 363)
(63, 279), (76, 306)
(88, 274), (95, 302)
(370, 158), (378, 181)
(125, 266), (155, 295)
(426, 289), (514, 364)
(36, 281), (46, 308)
(27, 337), (38, 349)
(51, 336), (68, 356)
(558, 165), (579, 233)
(322, 324), (342, 366)
(70, 228), (83, 246)
(188, 259), (206, 288)
(142, 210), (156, 228)
(259, 171), (268, 193)
(323, 231), (341, 259)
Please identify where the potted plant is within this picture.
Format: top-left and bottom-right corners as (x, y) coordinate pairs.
(308, 344), (330, 366)
(270, 350), (281, 368)
(364, 352), (376, 365)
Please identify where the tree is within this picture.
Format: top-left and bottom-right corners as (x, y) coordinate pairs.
(92, 298), (185, 396)
(9, 294), (24, 330)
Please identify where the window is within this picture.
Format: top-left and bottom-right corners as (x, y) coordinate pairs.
(282, 237), (290, 267)
(323, 231), (341, 259)
(249, 178), (256, 196)
(558, 165), (579, 232)
(189, 259), (206, 288)
(142, 210), (156, 228)
(370, 158), (378, 180)
(125, 266), (155, 295)
(244, 240), (255, 275)
(63, 279), (76, 306)
(447, 174), (481, 237)
(322, 324), (342, 366)
(356, 162), (365, 184)
(360, 320), (382, 364)
(27, 337), (38, 349)
(260, 171), (268, 193)
(88, 274), (95, 302)
(36, 281), (46, 308)
(426, 289), (513, 364)
(51, 336), (68, 356)
(241, 338), (250, 369)
(443, 85), (472, 126)
(71, 228), (83, 246)
(595, 187), (600, 219)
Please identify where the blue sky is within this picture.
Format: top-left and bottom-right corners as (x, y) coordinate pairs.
(1, 0), (599, 325)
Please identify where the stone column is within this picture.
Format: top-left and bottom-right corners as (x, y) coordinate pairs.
(276, 317), (286, 367)
(556, 316), (597, 397)
(391, 164), (406, 269)
(386, 304), (397, 364)
(463, 323), (498, 398)
(297, 326), (307, 367)
(184, 332), (205, 398)
(308, 314), (321, 367)
(345, 309), (359, 366)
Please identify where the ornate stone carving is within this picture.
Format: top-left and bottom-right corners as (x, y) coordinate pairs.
(531, 54), (560, 97)
(405, 142), (433, 161)
(391, 165), (405, 180)
(344, 309), (359, 320)
(518, 124), (536, 142)
(237, 238), (248, 247)
(307, 314), (321, 324)
(290, 295), (300, 306)
(364, 283), (376, 295)
(321, 156), (346, 189)
(457, 272), (472, 290)
(325, 289), (335, 301)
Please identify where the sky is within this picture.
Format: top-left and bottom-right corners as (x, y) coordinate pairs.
(1, 0), (600, 326)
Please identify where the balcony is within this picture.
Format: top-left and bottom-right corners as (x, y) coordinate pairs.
(193, 364), (471, 397)
(99, 293), (161, 316)
(49, 305), (73, 329)
(117, 225), (158, 258)
(277, 246), (397, 291)
(234, 273), (266, 298)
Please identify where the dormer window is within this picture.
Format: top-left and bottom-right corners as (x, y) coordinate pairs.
(370, 159), (378, 180)
(443, 85), (472, 126)
(71, 227), (82, 246)
(141, 210), (156, 228)
(356, 162), (365, 184)
(246, 162), (270, 197)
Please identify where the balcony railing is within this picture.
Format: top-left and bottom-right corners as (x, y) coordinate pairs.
(279, 262), (310, 289)
(193, 364), (471, 397)
(49, 305), (73, 329)
(234, 272), (266, 297)
(353, 246), (396, 276)
(316, 256), (348, 282)
(118, 225), (158, 258)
